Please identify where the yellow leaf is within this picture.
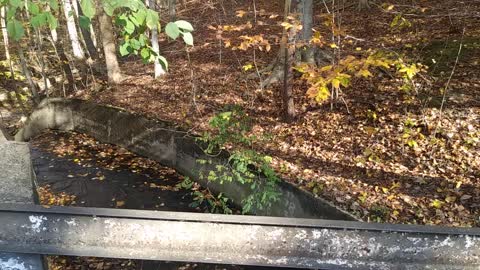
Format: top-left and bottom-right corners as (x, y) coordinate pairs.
(357, 69), (373, 78)
(224, 39), (231, 48)
(329, 43), (338, 49)
(116, 201), (125, 207)
(445, 196), (456, 203)
(386, 5), (394, 11)
(320, 65), (332, 72)
(455, 181), (462, 189)
(236, 10), (246, 17)
(331, 78), (340, 89)
(281, 22), (293, 30)
(381, 187), (389, 193)
(430, 199), (443, 209)
(242, 64), (254, 71)
(391, 182), (401, 189)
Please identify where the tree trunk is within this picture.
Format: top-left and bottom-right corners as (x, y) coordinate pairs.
(358, 0), (370, 10)
(281, 0), (296, 122)
(168, 0), (176, 21)
(261, 0), (316, 87)
(147, 0), (166, 78)
(76, 0), (98, 59)
(0, 7), (10, 61)
(62, 0), (85, 59)
(18, 48), (41, 104)
(97, 3), (124, 84)
(56, 38), (77, 93)
(297, 0), (315, 64)
(1, 7), (27, 113)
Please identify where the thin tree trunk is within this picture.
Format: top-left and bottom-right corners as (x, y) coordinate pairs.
(57, 39), (77, 93)
(44, 6), (59, 42)
(62, 0), (85, 59)
(97, 2), (124, 83)
(281, 0), (296, 122)
(76, 0), (98, 59)
(147, 0), (166, 78)
(34, 30), (50, 96)
(18, 48), (41, 104)
(298, 0), (314, 64)
(1, 7), (10, 61)
(1, 8), (27, 113)
(168, 0), (176, 21)
(358, 0), (370, 10)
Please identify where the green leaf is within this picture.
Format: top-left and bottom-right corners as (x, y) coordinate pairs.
(165, 22), (180, 39)
(48, 0), (59, 10)
(115, 13), (128, 26)
(6, 8), (17, 20)
(174, 20), (193, 32)
(7, 19), (24, 40)
(129, 38), (140, 50)
(145, 9), (158, 29)
(124, 18), (135, 34)
(129, 10), (149, 27)
(132, 9), (146, 25)
(31, 13), (47, 28)
(28, 2), (40, 15)
(9, 0), (22, 8)
(140, 47), (150, 60)
(45, 12), (58, 29)
(138, 34), (147, 46)
(78, 15), (91, 29)
(119, 42), (131, 56)
(80, 0), (95, 19)
(102, 1), (115, 16)
(182, 32), (194, 46)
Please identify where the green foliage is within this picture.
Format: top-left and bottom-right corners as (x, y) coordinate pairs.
(2, 0), (59, 40)
(176, 177), (233, 214)
(1, 0), (192, 70)
(6, 19), (23, 40)
(110, 0), (194, 64)
(401, 118), (425, 149)
(165, 20), (194, 45)
(390, 14), (412, 29)
(80, 0), (95, 19)
(197, 107), (282, 214)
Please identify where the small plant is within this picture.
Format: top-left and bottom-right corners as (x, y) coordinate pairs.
(370, 204), (391, 222)
(296, 50), (426, 105)
(176, 177), (233, 214)
(197, 106), (282, 214)
(401, 118), (425, 149)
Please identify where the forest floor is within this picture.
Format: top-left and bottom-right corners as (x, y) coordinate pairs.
(0, 0), (456, 229)
(76, 0), (480, 227)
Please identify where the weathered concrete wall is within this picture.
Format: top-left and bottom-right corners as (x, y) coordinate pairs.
(16, 98), (357, 220)
(0, 130), (44, 269)
(1, 204), (480, 269)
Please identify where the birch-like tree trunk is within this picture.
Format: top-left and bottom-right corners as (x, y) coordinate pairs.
(147, 0), (165, 78)
(97, 3), (124, 83)
(0, 7), (9, 61)
(62, 0), (85, 59)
